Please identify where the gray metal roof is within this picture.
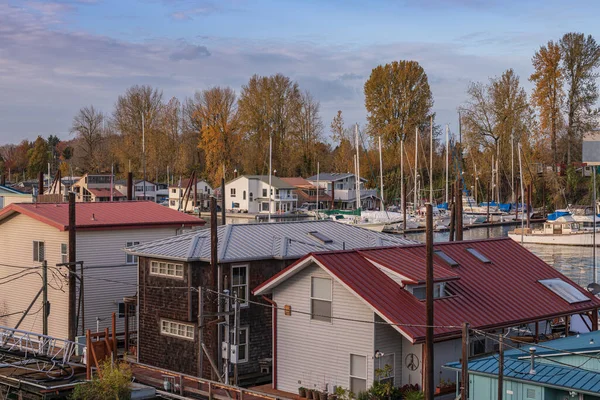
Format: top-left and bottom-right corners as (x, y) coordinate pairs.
(126, 220), (414, 263)
(306, 173), (366, 182)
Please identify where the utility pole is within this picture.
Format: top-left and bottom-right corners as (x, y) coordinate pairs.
(497, 334), (504, 400)
(425, 204), (434, 400)
(268, 134), (273, 222)
(221, 164), (226, 225)
(142, 112), (146, 200)
(414, 127), (419, 212)
(42, 260), (48, 336)
(456, 180), (463, 241)
(68, 192), (77, 341)
(429, 115), (433, 205)
(461, 322), (469, 400)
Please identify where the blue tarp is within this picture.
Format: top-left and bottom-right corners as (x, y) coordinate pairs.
(547, 211), (571, 221)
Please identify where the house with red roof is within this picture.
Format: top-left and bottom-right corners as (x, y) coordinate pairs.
(253, 238), (600, 396)
(0, 201), (204, 341)
(71, 173), (127, 202)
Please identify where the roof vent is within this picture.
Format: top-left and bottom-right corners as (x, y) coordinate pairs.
(91, 213), (96, 221)
(308, 231), (333, 244)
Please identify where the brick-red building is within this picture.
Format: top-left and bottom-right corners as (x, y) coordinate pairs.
(127, 220), (412, 385)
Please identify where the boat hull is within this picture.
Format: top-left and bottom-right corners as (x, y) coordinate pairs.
(508, 231), (600, 246)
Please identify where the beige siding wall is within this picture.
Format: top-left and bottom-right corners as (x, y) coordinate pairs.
(2, 195), (33, 208)
(273, 263), (375, 394)
(0, 214), (69, 339)
(78, 228), (178, 333)
(373, 315), (403, 386)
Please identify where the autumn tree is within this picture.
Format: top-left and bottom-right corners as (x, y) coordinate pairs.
(295, 91), (323, 176)
(364, 60), (434, 201)
(193, 87), (240, 185)
(112, 85), (164, 177)
(27, 136), (49, 178)
(70, 106), (105, 171)
(559, 32), (600, 163)
(530, 41), (564, 166)
(237, 74), (303, 176)
(330, 110), (354, 173)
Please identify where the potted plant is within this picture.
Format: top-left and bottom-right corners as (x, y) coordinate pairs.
(312, 389), (320, 400)
(298, 387), (307, 398)
(319, 391), (327, 400)
(434, 379), (456, 395)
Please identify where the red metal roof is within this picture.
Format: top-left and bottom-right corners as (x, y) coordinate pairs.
(255, 238), (600, 343)
(0, 201), (205, 231)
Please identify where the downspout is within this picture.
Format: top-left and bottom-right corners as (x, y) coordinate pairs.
(262, 295), (277, 389)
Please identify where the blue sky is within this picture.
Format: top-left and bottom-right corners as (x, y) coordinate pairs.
(1, 0), (598, 145)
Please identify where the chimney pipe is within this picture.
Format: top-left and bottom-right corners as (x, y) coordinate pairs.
(234, 169), (238, 179)
(0, 174), (5, 186)
(529, 347), (536, 375)
(38, 171), (44, 196)
(127, 172), (133, 201)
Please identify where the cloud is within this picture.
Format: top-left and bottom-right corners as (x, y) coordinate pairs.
(169, 44), (211, 61)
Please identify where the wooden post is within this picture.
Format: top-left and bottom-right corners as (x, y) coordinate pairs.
(210, 197), (218, 380)
(112, 312), (117, 357)
(527, 183), (532, 228)
(221, 177), (226, 225)
(425, 204), (434, 400)
(68, 192), (77, 341)
(565, 315), (570, 337)
(86, 329), (92, 380)
(456, 180), (463, 241)
(127, 172), (133, 201)
(486, 182), (491, 223)
(42, 261), (48, 336)
(497, 335), (504, 400)
(124, 301), (129, 355)
(38, 170), (44, 196)
(534, 321), (539, 343)
(593, 308), (598, 331)
(461, 322), (469, 400)
(449, 201), (455, 242)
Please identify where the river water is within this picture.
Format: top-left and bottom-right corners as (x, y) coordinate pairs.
(404, 224), (598, 287)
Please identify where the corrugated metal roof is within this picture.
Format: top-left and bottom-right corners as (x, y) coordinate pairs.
(227, 175), (295, 189)
(503, 331), (600, 358)
(87, 188), (126, 197)
(255, 238), (600, 342)
(445, 355), (600, 396)
(306, 172), (360, 182)
(0, 201), (206, 231)
(127, 220), (414, 262)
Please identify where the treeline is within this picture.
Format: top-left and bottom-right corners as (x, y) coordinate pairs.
(1, 32), (599, 209)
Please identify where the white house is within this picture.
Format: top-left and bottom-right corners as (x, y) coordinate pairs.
(254, 238), (600, 395)
(168, 178), (213, 212)
(0, 185), (31, 208)
(114, 179), (158, 202)
(0, 201), (205, 340)
(225, 175), (297, 213)
(306, 173), (378, 210)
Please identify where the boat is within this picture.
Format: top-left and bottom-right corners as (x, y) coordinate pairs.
(508, 215), (600, 246)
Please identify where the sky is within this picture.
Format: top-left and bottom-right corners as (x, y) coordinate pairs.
(1, 0), (599, 145)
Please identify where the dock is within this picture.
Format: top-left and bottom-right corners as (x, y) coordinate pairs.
(384, 218), (547, 234)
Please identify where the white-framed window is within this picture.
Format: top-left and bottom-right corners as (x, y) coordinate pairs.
(249, 192), (253, 202)
(350, 354), (367, 394)
(61, 243), (68, 264)
(33, 241), (45, 262)
(408, 283), (446, 300)
(261, 202), (269, 212)
(150, 261), (184, 278)
(232, 264), (249, 305)
(311, 276), (332, 322)
(171, 188), (177, 194)
(262, 188), (267, 197)
(126, 242), (140, 264)
(230, 188), (236, 197)
(243, 191), (246, 200)
(160, 319), (195, 340)
(238, 326), (249, 363)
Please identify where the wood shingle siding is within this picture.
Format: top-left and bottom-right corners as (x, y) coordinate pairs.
(274, 263), (375, 393)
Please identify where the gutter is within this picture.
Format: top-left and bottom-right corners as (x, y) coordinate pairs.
(262, 295), (277, 390)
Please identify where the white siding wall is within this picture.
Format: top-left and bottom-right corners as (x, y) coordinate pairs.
(225, 177), (253, 212)
(274, 263), (375, 394)
(2, 195), (33, 208)
(373, 315), (403, 386)
(168, 181), (212, 212)
(0, 214), (69, 339)
(77, 227), (178, 332)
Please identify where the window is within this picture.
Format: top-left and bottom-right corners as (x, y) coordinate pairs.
(466, 248), (491, 263)
(243, 191), (246, 200)
(171, 188), (177, 194)
(409, 283), (446, 300)
(232, 265), (249, 304)
(539, 278), (590, 304)
(261, 202), (269, 212)
(249, 192), (253, 202)
(230, 188), (236, 197)
(262, 188), (267, 197)
(160, 319), (195, 340)
(434, 250), (459, 267)
(238, 327), (249, 363)
(170, 200), (176, 206)
(150, 261), (184, 278)
(126, 242), (140, 264)
(470, 336), (486, 355)
(526, 388), (536, 399)
(118, 302), (125, 318)
(61, 243), (68, 264)
(33, 241), (45, 262)
(350, 354), (367, 394)
(311, 277), (332, 322)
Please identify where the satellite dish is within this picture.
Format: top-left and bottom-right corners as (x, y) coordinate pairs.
(586, 282), (600, 295)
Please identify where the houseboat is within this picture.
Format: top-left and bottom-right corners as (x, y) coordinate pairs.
(508, 215), (600, 246)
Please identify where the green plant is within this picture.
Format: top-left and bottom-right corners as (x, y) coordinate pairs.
(335, 386), (352, 400)
(402, 391), (424, 400)
(71, 359), (132, 400)
(356, 391), (370, 400)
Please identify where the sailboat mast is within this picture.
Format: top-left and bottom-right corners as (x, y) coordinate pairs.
(401, 139), (404, 213)
(518, 143), (525, 245)
(355, 124), (361, 211)
(414, 126), (418, 212)
(429, 116), (433, 205)
(511, 130), (515, 204)
(445, 124), (449, 205)
(496, 144), (501, 204)
(379, 136), (384, 209)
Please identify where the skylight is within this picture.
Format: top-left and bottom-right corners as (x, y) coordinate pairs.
(539, 278), (590, 304)
(434, 250), (459, 267)
(308, 231), (333, 244)
(466, 248), (491, 263)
